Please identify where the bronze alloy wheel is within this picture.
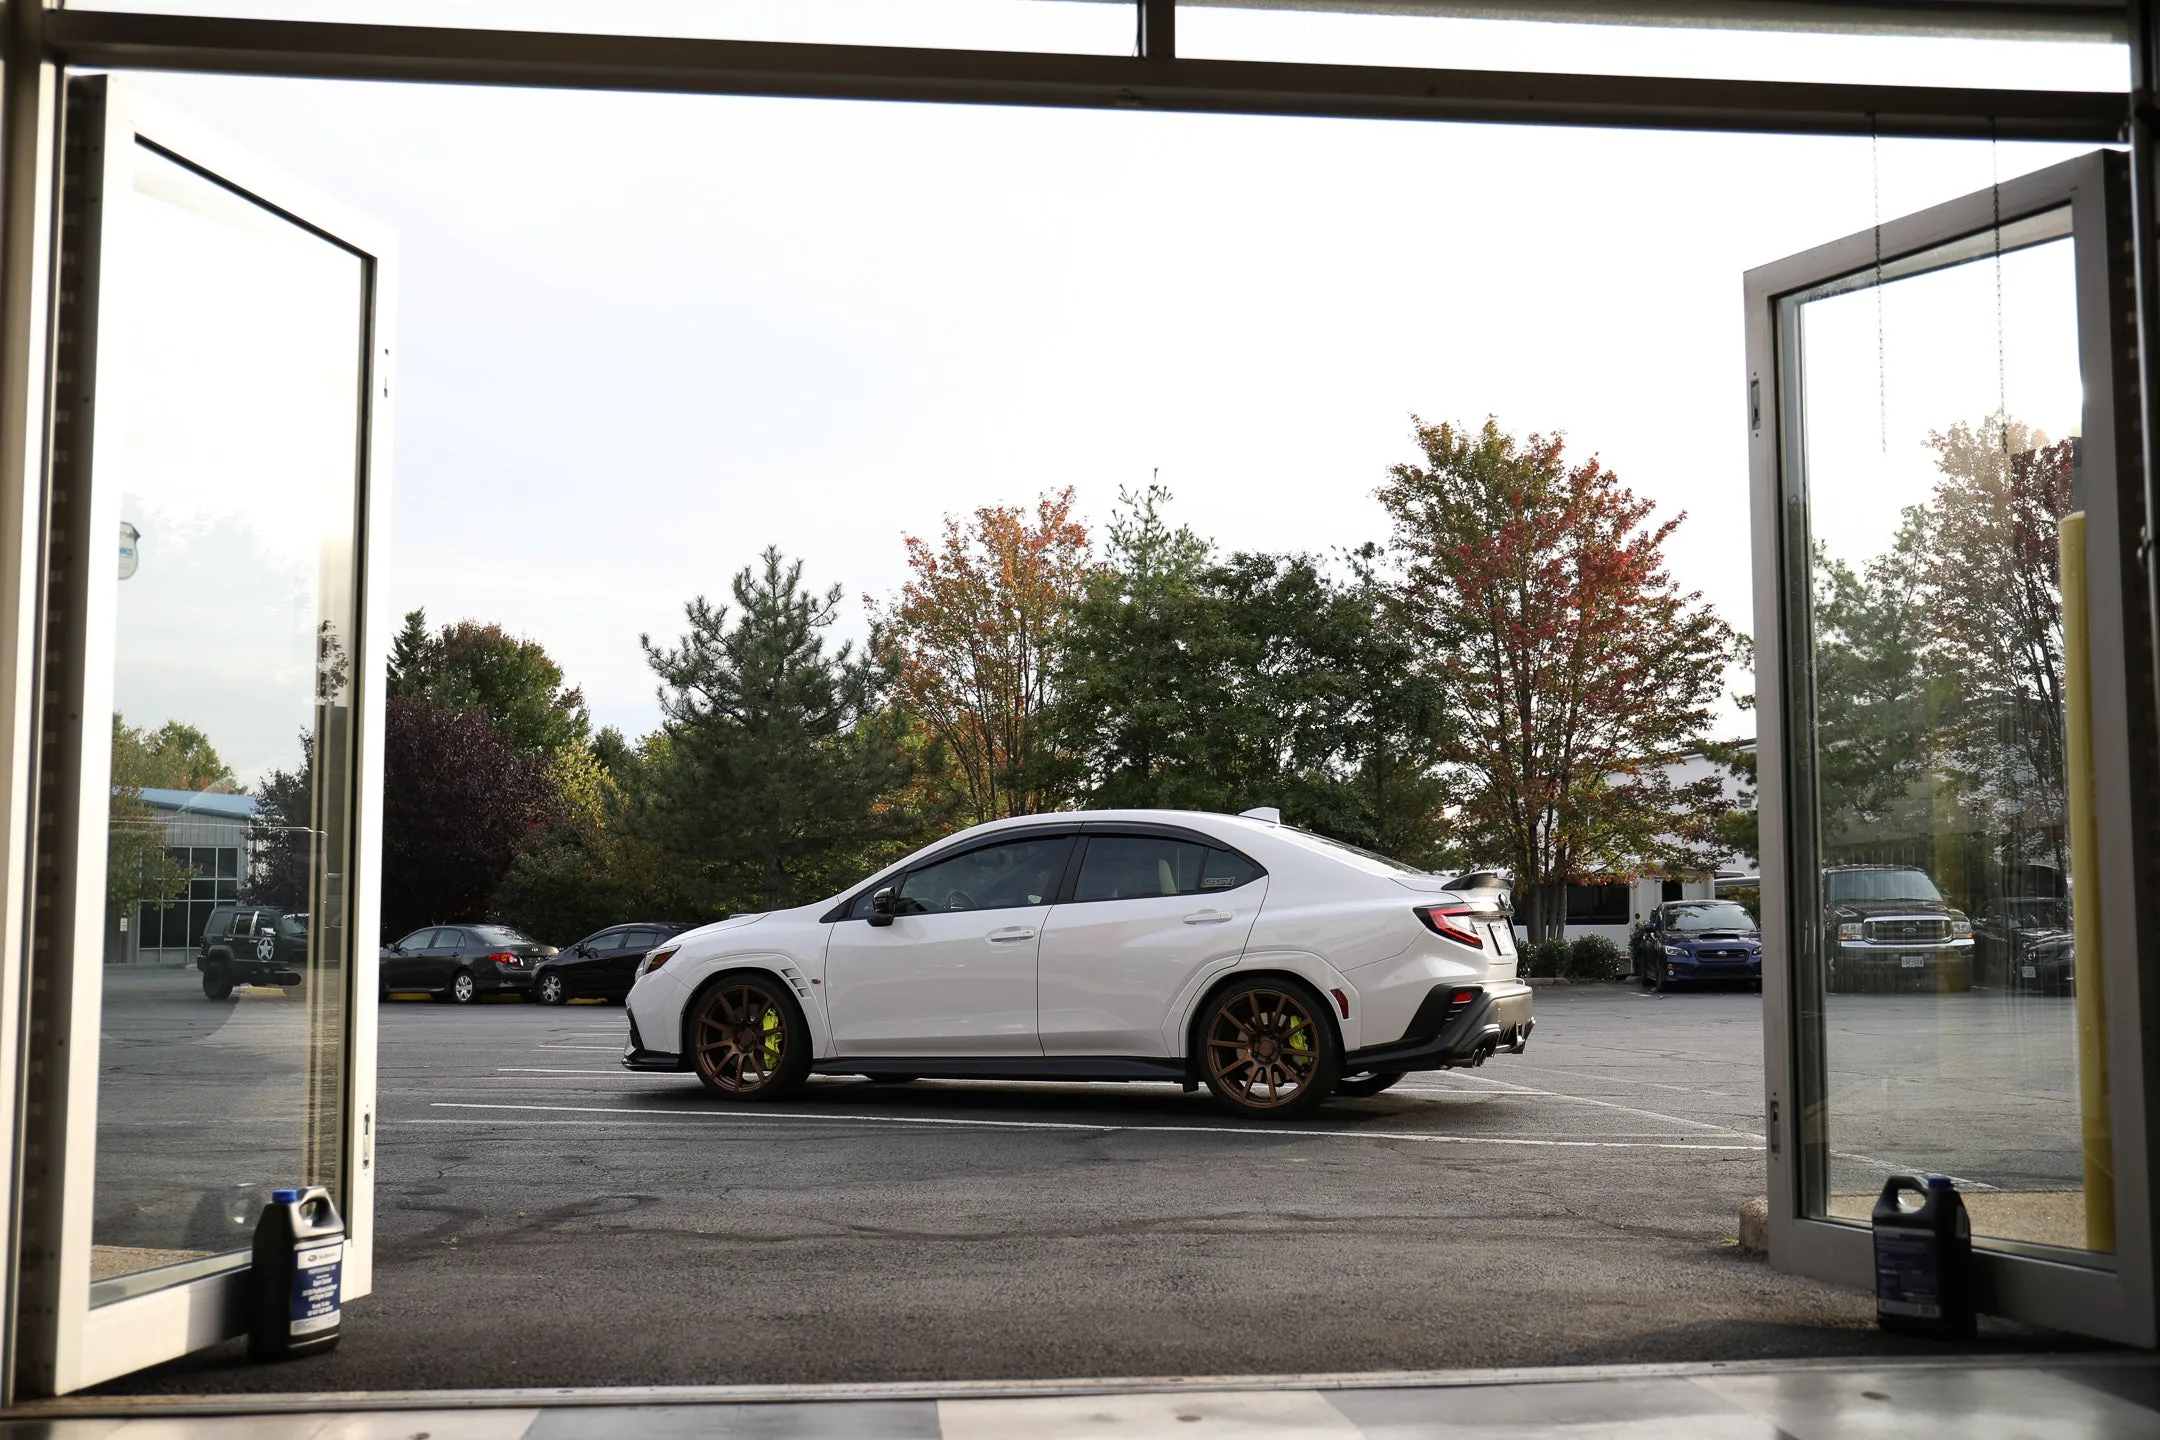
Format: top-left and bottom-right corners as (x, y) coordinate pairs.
(691, 976), (810, 1101)
(1200, 980), (1340, 1119)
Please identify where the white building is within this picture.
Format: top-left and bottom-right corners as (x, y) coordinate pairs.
(1521, 739), (1757, 947)
(105, 787), (257, 966)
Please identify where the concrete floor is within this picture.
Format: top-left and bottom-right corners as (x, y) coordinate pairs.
(87, 978), (2100, 1395)
(25, 1356), (2160, 1438)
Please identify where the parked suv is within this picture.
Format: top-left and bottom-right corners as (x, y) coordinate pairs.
(533, 922), (690, 1005)
(1823, 865), (1973, 992)
(199, 906), (307, 1000)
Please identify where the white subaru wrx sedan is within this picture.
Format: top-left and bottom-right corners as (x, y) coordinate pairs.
(622, 809), (1534, 1119)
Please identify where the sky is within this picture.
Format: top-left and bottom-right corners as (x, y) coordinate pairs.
(99, 4), (2123, 766)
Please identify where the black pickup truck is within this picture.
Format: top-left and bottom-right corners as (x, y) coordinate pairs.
(198, 906), (307, 1000)
(1823, 865), (1974, 993)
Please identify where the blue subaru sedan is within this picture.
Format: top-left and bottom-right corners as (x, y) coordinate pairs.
(1636, 899), (1762, 991)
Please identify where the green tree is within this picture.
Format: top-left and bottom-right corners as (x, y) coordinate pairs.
(642, 547), (908, 913)
(1054, 484), (1241, 810)
(1811, 530), (1932, 846)
(1378, 417), (1736, 941)
(107, 715), (235, 917)
(387, 607), (590, 755)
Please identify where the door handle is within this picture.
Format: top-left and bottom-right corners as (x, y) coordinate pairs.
(986, 926), (1037, 943)
(1184, 910), (1232, 925)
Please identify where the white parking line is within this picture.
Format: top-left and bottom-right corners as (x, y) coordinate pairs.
(1429, 1070), (1766, 1141)
(422, 1101), (1762, 1149)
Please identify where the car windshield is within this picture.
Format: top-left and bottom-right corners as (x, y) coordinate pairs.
(469, 924), (535, 945)
(1825, 868), (1945, 904)
(2004, 899), (2070, 928)
(1665, 902), (1757, 932)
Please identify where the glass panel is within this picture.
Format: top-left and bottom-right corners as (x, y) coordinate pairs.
(895, 837), (1071, 913)
(1180, 5), (2127, 90)
(93, 141), (365, 1302)
(1783, 207), (2102, 1253)
(1072, 836), (1208, 901)
(60, 1), (1138, 53)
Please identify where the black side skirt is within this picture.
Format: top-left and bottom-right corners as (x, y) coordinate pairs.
(813, 1056), (1189, 1083)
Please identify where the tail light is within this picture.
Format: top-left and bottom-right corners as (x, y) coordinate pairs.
(486, 951), (520, 966)
(1414, 904), (1486, 949)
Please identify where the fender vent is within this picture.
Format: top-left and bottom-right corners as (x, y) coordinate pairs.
(778, 967), (812, 1001)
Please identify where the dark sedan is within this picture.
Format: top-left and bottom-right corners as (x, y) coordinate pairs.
(1637, 899), (1763, 991)
(380, 923), (556, 1004)
(1974, 897), (2076, 995)
(533, 922), (689, 1005)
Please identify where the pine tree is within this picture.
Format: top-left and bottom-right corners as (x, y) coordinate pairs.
(641, 547), (904, 912)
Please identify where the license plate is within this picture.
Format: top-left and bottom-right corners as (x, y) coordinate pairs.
(2022, 964), (2037, 978)
(1487, 922), (1516, 957)
(1900, 955), (1925, 969)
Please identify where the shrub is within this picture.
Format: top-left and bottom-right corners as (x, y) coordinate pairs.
(1524, 936), (1572, 979)
(1567, 933), (1626, 982)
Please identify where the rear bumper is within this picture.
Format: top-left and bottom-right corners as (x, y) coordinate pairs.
(1343, 982), (1534, 1073)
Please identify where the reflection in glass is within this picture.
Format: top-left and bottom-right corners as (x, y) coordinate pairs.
(1786, 213), (2104, 1252)
(1179, 4), (2126, 91)
(61, 1), (1137, 54)
(91, 143), (365, 1301)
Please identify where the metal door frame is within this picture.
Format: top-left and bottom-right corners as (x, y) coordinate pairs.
(7, 75), (394, 1396)
(1745, 149), (2159, 1346)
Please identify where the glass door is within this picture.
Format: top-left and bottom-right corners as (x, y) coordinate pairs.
(13, 76), (393, 1395)
(1747, 150), (2157, 1344)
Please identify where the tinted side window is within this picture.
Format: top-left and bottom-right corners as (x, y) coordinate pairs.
(1073, 836), (1208, 902)
(394, 928), (432, 950)
(441, 929), (470, 952)
(1199, 847), (1264, 893)
(896, 837), (1072, 915)
(204, 911), (232, 938)
(620, 928), (662, 951)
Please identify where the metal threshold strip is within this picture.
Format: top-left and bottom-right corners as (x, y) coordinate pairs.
(6, 1352), (2142, 1417)
(43, 10), (2127, 141)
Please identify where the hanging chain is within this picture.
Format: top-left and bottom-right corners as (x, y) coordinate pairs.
(1873, 118), (1886, 452)
(1993, 118), (2009, 462)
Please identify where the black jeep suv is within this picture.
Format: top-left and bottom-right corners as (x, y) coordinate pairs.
(198, 906), (308, 1000)
(1823, 865), (1973, 993)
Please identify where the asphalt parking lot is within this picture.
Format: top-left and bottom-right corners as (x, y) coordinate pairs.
(96, 975), (2097, 1395)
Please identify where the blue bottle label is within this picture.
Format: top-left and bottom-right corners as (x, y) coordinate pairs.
(1874, 1229), (1941, 1318)
(289, 1240), (343, 1337)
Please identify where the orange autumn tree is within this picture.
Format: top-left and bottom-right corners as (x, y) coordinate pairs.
(874, 489), (1093, 824)
(1379, 418), (1737, 943)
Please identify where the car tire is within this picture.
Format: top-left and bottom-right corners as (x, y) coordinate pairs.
(1196, 976), (1342, 1120)
(1333, 1071), (1405, 1099)
(202, 965), (234, 1002)
(446, 970), (478, 1005)
(688, 972), (811, 1101)
(535, 971), (569, 1006)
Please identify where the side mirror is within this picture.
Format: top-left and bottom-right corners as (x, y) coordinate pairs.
(868, 888), (897, 928)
